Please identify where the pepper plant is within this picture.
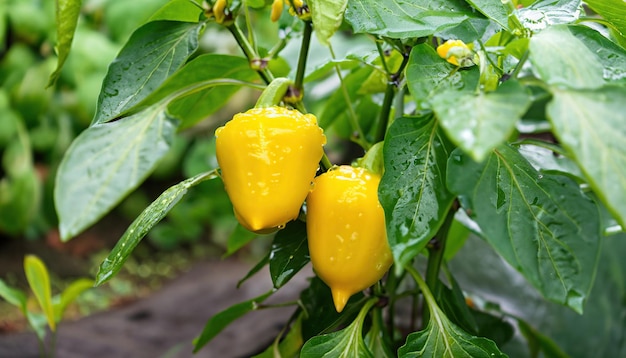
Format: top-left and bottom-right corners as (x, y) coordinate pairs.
(52, 0), (626, 356)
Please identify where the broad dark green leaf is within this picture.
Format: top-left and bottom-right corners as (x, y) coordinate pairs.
(471, 310), (514, 348)
(569, 25), (626, 85)
(56, 105), (177, 241)
(134, 54), (259, 129)
(405, 43), (480, 107)
(94, 170), (218, 285)
(309, 0), (348, 45)
(379, 115), (456, 272)
(447, 145), (602, 313)
(0, 279), (27, 310)
(431, 80), (531, 162)
(93, 21), (202, 124)
(48, 0), (81, 86)
(148, 0), (203, 22)
(585, 0), (626, 39)
(547, 85), (626, 230)
(435, 277), (479, 336)
(301, 298), (377, 358)
(465, 0), (509, 30)
(517, 143), (583, 180)
(516, 0), (582, 32)
(24, 255), (55, 331)
(193, 290), (274, 353)
(269, 221), (310, 289)
(529, 25), (604, 89)
(516, 317), (569, 358)
(344, 0), (482, 39)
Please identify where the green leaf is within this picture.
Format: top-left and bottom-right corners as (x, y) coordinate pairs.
(547, 85), (626, 230)
(401, 267), (507, 358)
(131, 54), (259, 129)
(516, 0), (582, 32)
(0, 279), (27, 310)
(193, 290), (274, 353)
(319, 66), (372, 129)
(93, 21), (203, 124)
(344, 0), (483, 39)
(431, 80), (531, 162)
(309, 0), (348, 45)
(516, 318), (569, 358)
(48, 0), (82, 87)
(447, 145), (602, 313)
(379, 115), (456, 272)
(53, 278), (94, 322)
(301, 298), (377, 358)
(252, 313), (305, 358)
(517, 143), (583, 180)
(464, 0), (509, 30)
(94, 170), (218, 285)
(269, 220), (310, 289)
(55, 105), (178, 241)
(24, 255), (56, 331)
(529, 25), (604, 89)
(584, 0), (626, 39)
(237, 253), (270, 288)
(148, 0), (203, 22)
(224, 224), (258, 257)
(25, 311), (48, 342)
(569, 25), (626, 84)
(364, 310), (395, 358)
(405, 43), (480, 107)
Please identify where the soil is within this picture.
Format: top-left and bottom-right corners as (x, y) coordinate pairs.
(0, 258), (311, 358)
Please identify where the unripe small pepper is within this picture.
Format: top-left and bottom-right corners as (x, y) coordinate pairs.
(436, 39), (475, 67)
(216, 106), (326, 233)
(306, 165), (393, 312)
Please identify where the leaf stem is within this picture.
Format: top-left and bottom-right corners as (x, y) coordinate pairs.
(227, 23), (274, 84)
(294, 21), (313, 95)
(374, 50), (410, 143)
(510, 50), (529, 80)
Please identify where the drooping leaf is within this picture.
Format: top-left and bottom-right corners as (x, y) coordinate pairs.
(569, 25), (626, 85)
(364, 308), (395, 358)
(516, 317), (569, 358)
(55, 105), (178, 241)
(148, 0), (203, 22)
(48, 0), (82, 86)
(53, 278), (94, 321)
(237, 253), (270, 288)
(309, 0), (348, 45)
(529, 25), (604, 89)
(431, 80), (531, 162)
(379, 115), (456, 272)
(405, 43), (480, 107)
(252, 313), (305, 358)
(301, 298), (377, 358)
(94, 170), (218, 285)
(92, 20), (203, 124)
(24, 255), (55, 331)
(269, 220), (310, 289)
(193, 290), (275, 353)
(447, 145), (602, 313)
(224, 224), (258, 257)
(584, 0), (626, 39)
(344, 0), (483, 39)
(401, 267), (507, 358)
(547, 85), (626, 229)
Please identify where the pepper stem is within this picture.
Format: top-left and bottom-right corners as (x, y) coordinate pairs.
(255, 77), (294, 108)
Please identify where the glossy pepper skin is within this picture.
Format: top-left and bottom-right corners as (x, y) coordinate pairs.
(215, 106), (326, 233)
(306, 165), (393, 312)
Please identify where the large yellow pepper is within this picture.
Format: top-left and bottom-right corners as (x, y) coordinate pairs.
(306, 165), (393, 312)
(215, 106), (326, 233)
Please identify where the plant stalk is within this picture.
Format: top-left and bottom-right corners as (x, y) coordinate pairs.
(294, 21), (313, 95)
(228, 23), (274, 84)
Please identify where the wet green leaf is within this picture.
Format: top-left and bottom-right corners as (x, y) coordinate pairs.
(584, 0), (626, 39)
(516, 0), (582, 31)
(344, 0), (482, 39)
(529, 25), (604, 89)
(547, 85), (626, 230)
(569, 25), (626, 85)
(379, 115), (456, 272)
(447, 145), (602, 313)
(309, 0), (348, 45)
(431, 80), (531, 162)
(224, 224), (258, 257)
(93, 21), (203, 124)
(194, 290), (274, 353)
(56, 105), (178, 241)
(94, 170), (218, 285)
(48, 0), (81, 86)
(269, 220), (310, 289)
(24, 255), (55, 331)
(465, 0), (509, 30)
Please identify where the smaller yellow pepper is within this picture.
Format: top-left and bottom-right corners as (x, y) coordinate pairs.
(270, 0), (284, 22)
(436, 39), (475, 67)
(306, 165), (393, 312)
